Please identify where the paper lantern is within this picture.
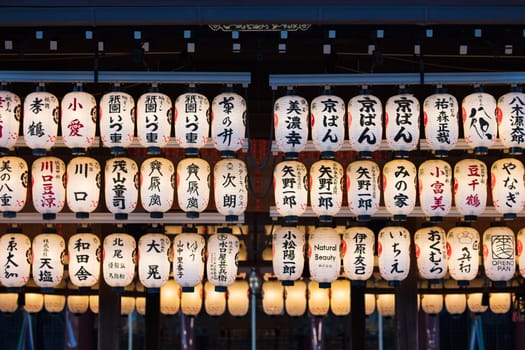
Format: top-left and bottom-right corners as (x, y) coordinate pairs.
(309, 159), (344, 221)
(174, 92), (210, 154)
(61, 89), (97, 154)
(347, 91), (383, 158)
(176, 157), (210, 218)
(204, 281), (226, 316)
(173, 231), (206, 290)
(497, 89), (525, 155)
(517, 228), (525, 278)
(206, 230), (239, 291)
(377, 294), (395, 317)
(446, 226), (480, 284)
(330, 279), (351, 316)
(181, 282), (203, 316)
(121, 296), (135, 315)
(483, 225), (515, 283)
(23, 89), (59, 155)
(0, 293), (18, 313)
(365, 294), (376, 316)
(99, 90), (135, 154)
(491, 158), (525, 219)
(421, 294), (443, 315)
(68, 232), (101, 288)
(414, 226), (448, 280)
(160, 279), (181, 315)
(342, 226), (375, 281)
(273, 160), (308, 223)
(445, 294), (467, 315)
(68, 295), (89, 314)
(228, 280), (250, 317)
(32, 233), (65, 288)
(104, 157), (139, 219)
(24, 293), (44, 313)
(136, 90), (172, 154)
(238, 240), (248, 261)
(310, 93), (345, 157)
(308, 280), (330, 316)
(346, 160), (380, 220)
(262, 280), (284, 315)
(141, 157), (175, 218)
(66, 157), (101, 218)
(102, 233), (136, 288)
(214, 158), (248, 221)
(44, 294), (65, 313)
(211, 91), (246, 156)
(467, 293), (488, 314)
(308, 227), (341, 287)
(378, 226), (411, 284)
(382, 159), (417, 220)
(0, 231), (31, 287)
(274, 93), (308, 158)
(272, 226), (305, 284)
(462, 90), (497, 154)
(418, 159), (453, 221)
(0, 89), (21, 153)
(89, 295), (99, 314)
(385, 92), (420, 156)
(423, 91), (459, 156)
(138, 233), (170, 289)
(31, 156), (66, 220)
(135, 297), (146, 316)
(453, 159), (487, 221)
(285, 280), (307, 316)
(489, 293), (511, 314)
(0, 156), (28, 217)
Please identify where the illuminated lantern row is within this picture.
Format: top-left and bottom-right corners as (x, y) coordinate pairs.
(274, 93), (309, 159)
(31, 156), (66, 220)
(103, 232), (136, 288)
(23, 86), (59, 156)
(483, 225), (515, 283)
(141, 157), (175, 218)
(418, 159), (452, 221)
(99, 90), (135, 155)
(346, 160), (380, 220)
(206, 228), (239, 291)
(347, 90), (383, 158)
(308, 226), (341, 287)
(330, 279), (351, 316)
(272, 226), (306, 285)
(138, 233), (171, 289)
(385, 90), (420, 157)
(173, 228), (206, 291)
(66, 156), (101, 218)
(497, 87), (525, 155)
(491, 158), (525, 219)
(0, 228), (31, 287)
(0, 89), (21, 154)
(136, 89), (172, 154)
(61, 87), (97, 155)
(421, 294), (443, 315)
(104, 157), (139, 220)
(262, 280), (284, 315)
(0, 156), (28, 218)
(462, 89), (497, 155)
(423, 89), (459, 157)
(454, 159), (487, 221)
(447, 225), (480, 285)
(214, 158), (248, 221)
(310, 92), (345, 158)
(285, 280), (307, 316)
(177, 157), (210, 218)
(309, 159), (343, 221)
(342, 227), (375, 281)
(378, 226), (411, 285)
(414, 226), (447, 281)
(211, 91), (247, 157)
(273, 160), (308, 224)
(174, 91), (210, 155)
(32, 233), (65, 288)
(68, 230), (101, 288)
(227, 280), (250, 317)
(382, 159), (417, 221)
(445, 294), (467, 315)
(377, 294), (396, 317)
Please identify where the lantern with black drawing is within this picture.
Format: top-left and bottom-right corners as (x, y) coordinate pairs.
(211, 91), (246, 157)
(0, 88), (21, 154)
(0, 156), (28, 218)
(491, 158), (525, 220)
(310, 91), (345, 158)
(141, 157), (175, 218)
(342, 226), (375, 282)
(423, 89), (459, 157)
(102, 232), (136, 289)
(272, 226), (305, 285)
(99, 89), (135, 155)
(497, 86), (525, 155)
(23, 86), (59, 156)
(309, 159), (343, 222)
(346, 160), (380, 221)
(207, 227), (239, 292)
(66, 156), (101, 219)
(347, 88), (383, 158)
(462, 88), (497, 155)
(0, 227), (31, 287)
(68, 229), (100, 288)
(378, 226), (411, 286)
(214, 158), (248, 222)
(32, 232), (65, 288)
(383, 159), (417, 221)
(274, 92), (308, 159)
(273, 160), (308, 224)
(414, 226), (447, 281)
(483, 225), (515, 284)
(138, 232), (171, 289)
(176, 157), (210, 218)
(104, 157), (139, 220)
(174, 90), (210, 156)
(385, 88), (420, 158)
(308, 226), (341, 288)
(446, 225), (480, 285)
(136, 88), (172, 155)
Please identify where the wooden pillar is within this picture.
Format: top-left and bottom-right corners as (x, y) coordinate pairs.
(350, 282), (366, 350)
(78, 312), (95, 350)
(145, 290), (161, 350)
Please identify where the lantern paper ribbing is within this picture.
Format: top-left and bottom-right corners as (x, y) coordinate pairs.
(346, 160), (380, 220)
(136, 297), (146, 316)
(160, 280), (181, 315)
(214, 158), (248, 221)
(61, 90), (97, 154)
(138, 233), (170, 288)
(176, 157), (210, 218)
(423, 92), (459, 156)
(99, 91), (135, 153)
(141, 157), (175, 217)
(310, 93), (345, 155)
(418, 160), (452, 220)
(308, 227), (341, 287)
(383, 159), (417, 220)
(365, 294), (376, 316)
(181, 282), (203, 316)
(262, 280), (284, 315)
(23, 90), (59, 155)
(136, 91), (172, 152)
(377, 294), (395, 317)
(446, 226), (480, 284)
(378, 226), (411, 284)
(489, 293), (511, 314)
(462, 91), (497, 154)
(273, 160), (308, 222)
(68, 233), (100, 288)
(89, 295), (99, 314)
(309, 160), (343, 220)
(454, 159), (487, 221)
(44, 294), (65, 313)
(32, 233), (65, 288)
(330, 279), (351, 316)
(342, 226), (375, 281)
(467, 293), (488, 314)
(66, 157), (101, 218)
(497, 90), (525, 154)
(0, 90), (21, 152)
(0, 232), (31, 287)
(347, 92), (383, 157)
(206, 231), (239, 291)
(68, 295), (89, 314)
(32, 156), (66, 219)
(274, 94), (308, 157)
(421, 294), (443, 315)
(272, 226), (305, 284)
(385, 92), (420, 155)
(0, 157), (28, 217)
(204, 281), (226, 316)
(103, 233), (136, 288)
(104, 157), (139, 219)
(121, 296), (135, 315)
(491, 158), (525, 219)
(228, 280), (250, 317)
(285, 280), (307, 316)
(174, 92), (210, 153)
(445, 294), (467, 315)
(211, 92), (246, 155)
(483, 226), (515, 283)
(414, 226), (448, 280)
(24, 293), (44, 313)
(173, 233), (206, 290)
(308, 280), (330, 316)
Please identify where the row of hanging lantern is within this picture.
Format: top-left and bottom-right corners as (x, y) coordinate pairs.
(0, 84), (246, 157)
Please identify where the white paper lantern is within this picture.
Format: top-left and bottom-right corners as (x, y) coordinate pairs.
(418, 159), (453, 221)
(309, 159), (343, 220)
(342, 226), (375, 281)
(330, 279), (351, 316)
(176, 157), (210, 218)
(377, 294), (396, 317)
(102, 233), (136, 288)
(68, 232), (101, 288)
(489, 293), (511, 314)
(421, 294), (443, 315)
(491, 158), (525, 219)
(482, 225), (515, 283)
(262, 280), (284, 315)
(308, 280), (330, 316)
(346, 160), (380, 220)
(272, 226), (305, 284)
(104, 157), (139, 219)
(66, 157), (101, 218)
(308, 227), (341, 287)
(141, 157), (175, 218)
(273, 160), (308, 223)
(173, 231), (205, 291)
(174, 92), (210, 154)
(385, 92), (420, 156)
(347, 92), (383, 158)
(121, 296), (135, 315)
(310, 93), (345, 156)
(365, 294), (376, 316)
(207, 230), (239, 291)
(214, 158), (248, 221)
(44, 294), (65, 313)
(0, 157), (28, 217)
(378, 226), (411, 284)
(24, 293), (44, 313)
(136, 297), (146, 316)
(138, 233), (170, 289)
(453, 159), (487, 221)
(204, 281), (227, 316)
(383, 159), (417, 220)
(211, 91), (246, 156)
(99, 91), (135, 154)
(285, 280), (307, 316)
(61, 89), (97, 154)
(89, 295), (99, 314)
(181, 282), (203, 316)
(0, 89), (21, 153)
(0, 231), (31, 287)
(467, 293), (488, 314)
(228, 280), (250, 317)
(497, 89), (525, 155)
(517, 228), (525, 278)
(462, 90), (497, 154)
(160, 279), (181, 315)
(446, 226), (480, 284)
(32, 233), (65, 288)
(23, 89), (59, 155)
(273, 93), (308, 158)
(68, 295), (89, 314)
(136, 90), (172, 153)
(414, 226), (447, 280)
(32, 156), (66, 220)
(423, 91), (459, 156)
(445, 294), (467, 315)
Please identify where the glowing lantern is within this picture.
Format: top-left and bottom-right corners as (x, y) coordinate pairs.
(308, 280), (330, 316)
(181, 282), (203, 316)
(453, 159), (487, 221)
(273, 160), (308, 224)
(68, 295), (89, 314)
(421, 294), (443, 315)
(174, 91), (210, 155)
(423, 90), (459, 156)
(274, 93), (308, 158)
(330, 279), (351, 316)
(309, 159), (343, 221)
(497, 88), (525, 155)
(44, 294), (65, 313)
(172, 230), (206, 291)
(24, 293), (44, 313)
(0, 89), (21, 154)
(272, 226), (305, 284)
(141, 157), (175, 218)
(0, 156), (28, 217)
(418, 159), (453, 221)
(176, 157), (210, 218)
(32, 156), (66, 220)
(104, 157), (139, 220)
(0, 230), (31, 287)
(365, 294), (376, 316)
(68, 231), (101, 288)
(382, 159), (417, 220)
(99, 90), (135, 155)
(482, 225), (515, 283)
(66, 157), (101, 218)
(346, 160), (380, 220)
(378, 226), (411, 285)
(446, 226), (480, 284)
(462, 89), (497, 154)
(204, 281), (226, 316)
(467, 293), (488, 314)
(445, 294), (467, 315)
(377, 294), (395, 317)
(310, 92), (345, 157)
(517, 228), (525, 278)
(61, 88), (97, 154)
(385, 91), (420, 157)
(121, 297), (135, 315)
(102, 233), (136, 288)
(342, 226), (375, 281)
(136, 297), (146, 316)
(414, 226), (447, 280)
(285, 280), (307, 316)
(262, 280), (284, 315)
(23, 88), (59, 155)
(32, 233), (65, 288)
(88, 295), (99, 314)
(136, 90), (172, 154)
(214, 158), (248, 221)
(138, 233), (170, 289)
(211, 91), (246, 156)
(228, 280), (250, 317)
(308, 227), (341, 287)
(160, 279), (181, 315)
(347, 91), (383, 158)
(489, 293), (511, 314)
(491, 158), (525, 219)
(0, 293), (18, 313)
(207, 229), (239, 291)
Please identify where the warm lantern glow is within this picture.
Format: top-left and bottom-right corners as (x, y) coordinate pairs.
(141, 157), (175, 217)
(138, 233), (170, 289)
(61, 89), (97, 154)
(365, 294), (376, 316)
(382, 159), (417, 220)
(272, 226), (305, 284)
(31, 157), (66, 219)
(68, 295), (89, 314)
(172, 232), (206, 290)
(377, 294), (396, 317)
(497, 89), (525, 154)
(273, 160), (308, 222)
(207, 230), (239, 291)
(273, 94), (308, 158)
(66, 157), (101, 218)
(308, 280), (330, 316)
(211, 91), (246, 155)
(214, 158), (248, 221)
(89, 295), (99, 314)
(24, 293), (44, 313)
(467, 293), (488, 314)
(421, 294), (443, 315)
(454, 159), (487, 221)
(135, 297), (146, 316)
(378, 226), (411, 284)
(310, 93), (345, 156)
(447, 226), (480, 284)
(347, 92), (383, 158)
(423, 91), (459, 156)
(342, 226), (375, 281)
(385, 92), (420, 156)
(102, 233), (136, 288)
(462, 90), (497, 154)
(121, 296), (135, 315)
(0, 90), (21, 153)
(285, 280), (307, 316)
(99, 91), (135, 154)
(23, 89), (59, 155)
(104, 157), (139, 219)
(309, 159), (344, 220)
(491, 158), (525, 219)
(227, 280), (250, 317)
(32, 233), (65, 288)
(346, 160), (380, 220)
(0, 231), (31, 287)
(445, 294), (467, 315)
(517, 228), (525, 278)
(0, 156), (28, 217)
(68, 232), (101, 288)
(160, 279), (181, 315)
(204, 281), (226, 316)
(136, 91), (173, 153)
(414, 226), (447, 280)
(174, 92), (210, 153)
(262, 280), (284, 316)
(482, 225), (515, 283)
(176, 157), (210, 217)
(489, 293), (511, 314)
(418, 160), (452, 220)
(308, 227), (341, 287)
(181, 282), (203, 316)
(330, 279), (351, 316)
(0, 293), (18, 313)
